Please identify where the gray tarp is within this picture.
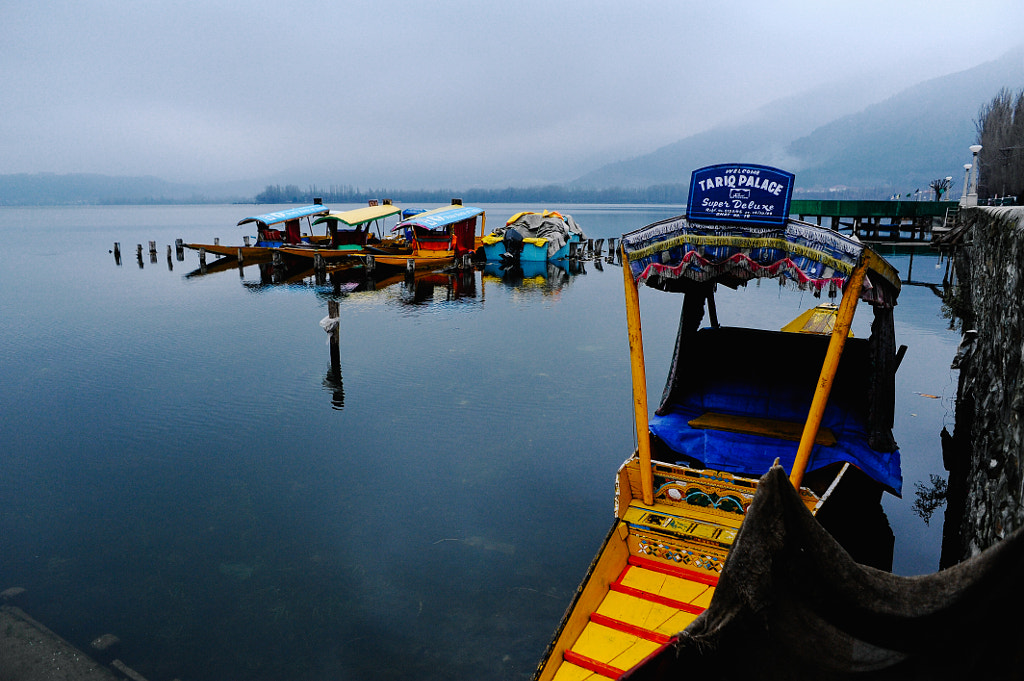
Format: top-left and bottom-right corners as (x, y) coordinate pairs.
(492, 212), (584, 257)
(622, 465), (1024, 680)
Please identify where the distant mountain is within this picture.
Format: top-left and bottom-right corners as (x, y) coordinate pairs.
(573, 47), (1024, 196)
(0, 173), (257, 206)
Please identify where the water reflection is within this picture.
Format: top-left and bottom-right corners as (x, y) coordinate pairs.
(181, 251), (594, 306)
(321, 301), (345, 410)
(481, 259), (583, 294)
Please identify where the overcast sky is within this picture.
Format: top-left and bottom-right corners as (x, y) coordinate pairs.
(2, 0), (1022, 188)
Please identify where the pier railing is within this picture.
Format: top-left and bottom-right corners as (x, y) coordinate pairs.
(789, 200), (958, 243)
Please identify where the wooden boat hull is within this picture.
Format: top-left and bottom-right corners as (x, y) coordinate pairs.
(274, 245), (365, 261)
(183, 243), (275, 259)
(185, 235), (331, 261)
(365, 250), (457, 271)
(534, 456), (830, 681)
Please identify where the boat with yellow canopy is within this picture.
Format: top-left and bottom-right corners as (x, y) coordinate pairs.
(532, 164), (904, 681)
(274, 202), (403, 262)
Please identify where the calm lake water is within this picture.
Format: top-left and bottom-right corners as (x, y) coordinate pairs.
(0, 204), (960, 681)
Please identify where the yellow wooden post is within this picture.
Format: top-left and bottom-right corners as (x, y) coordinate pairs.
(621, 245), (654, 505)
(789, 257), (869, 489)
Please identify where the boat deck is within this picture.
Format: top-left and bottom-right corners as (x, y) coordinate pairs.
(556, 553), (716, 680)
(538, 458), (823, 681)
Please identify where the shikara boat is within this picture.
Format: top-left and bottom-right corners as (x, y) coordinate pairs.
(362, 203), (486, 271)
(183, 204), (330, 260)
(533, 164), (904, 681)
(481, 210), (584, 262)
(274, 202), (402, 262)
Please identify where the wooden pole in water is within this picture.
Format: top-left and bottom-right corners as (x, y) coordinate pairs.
(789, 256), (869, 489)
(621, 244), (654, 505)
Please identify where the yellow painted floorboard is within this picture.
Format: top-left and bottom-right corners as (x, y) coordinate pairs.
(570, 622), (660, 673)
(596, 591), (698, 636)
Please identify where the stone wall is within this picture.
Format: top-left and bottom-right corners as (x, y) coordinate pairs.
(947, 206), (1024, 562)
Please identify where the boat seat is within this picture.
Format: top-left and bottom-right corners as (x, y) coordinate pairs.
(688, 411), (836, 446)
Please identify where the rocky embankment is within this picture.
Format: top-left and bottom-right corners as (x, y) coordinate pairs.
(942, 206), (1024, 564)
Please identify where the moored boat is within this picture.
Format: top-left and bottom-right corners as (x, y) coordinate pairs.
(183, 204), (330, 260)
(361, 202), (486, 271)
(533, 164), (904, 681)
(481, 210), (584, 262)
(274, 202), (402, 262)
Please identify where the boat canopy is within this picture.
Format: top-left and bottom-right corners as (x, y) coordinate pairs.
(620, 210), (905, 500)
(621, 215), (900, 308)
(237, 204), (329, 228)
(391, 205), (485, 232)
(312, 204), (400, 228)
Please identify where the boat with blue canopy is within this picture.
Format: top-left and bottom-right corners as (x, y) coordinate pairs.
(184, 203), (331, 260)
(533, 164), (904, 681)
(361, 202), (486, 271)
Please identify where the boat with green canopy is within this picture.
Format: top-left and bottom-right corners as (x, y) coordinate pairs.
(533, 164), (904, 681)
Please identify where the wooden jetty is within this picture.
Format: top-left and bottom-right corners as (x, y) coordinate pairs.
(789, 199), (958, 244)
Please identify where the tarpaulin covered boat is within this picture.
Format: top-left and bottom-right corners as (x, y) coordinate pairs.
(481, 211), (585, 262)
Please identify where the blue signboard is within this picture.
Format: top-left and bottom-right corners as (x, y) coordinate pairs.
(686, 164), (795, 226)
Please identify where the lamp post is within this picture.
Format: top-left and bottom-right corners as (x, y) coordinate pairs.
(960, 163), (972, 207)
(967, 144), (982, 206)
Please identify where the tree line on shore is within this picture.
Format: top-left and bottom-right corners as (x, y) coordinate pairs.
(253, 183), (694, 205)
(976, 88), (1024, 204)
(252, 182), (899, 206)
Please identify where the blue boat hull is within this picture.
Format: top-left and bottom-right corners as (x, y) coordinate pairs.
(483, 233), (579, 262)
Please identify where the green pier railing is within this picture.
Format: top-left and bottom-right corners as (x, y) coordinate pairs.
(789, 200), (957, 219)
(788, 200), (959, 242)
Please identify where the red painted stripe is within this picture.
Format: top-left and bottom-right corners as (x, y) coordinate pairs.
(589, 612), (672, 644)
(609, 582), (706, 616)
(562, 650), (625, 679)
(628, 555), (720, 586)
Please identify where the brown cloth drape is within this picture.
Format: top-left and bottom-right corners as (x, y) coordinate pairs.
(623, 465), (1024, 680)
